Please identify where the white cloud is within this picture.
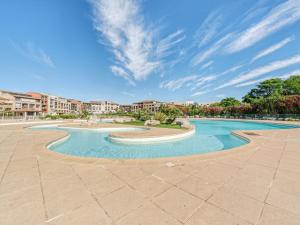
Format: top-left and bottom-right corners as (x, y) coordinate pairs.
(251, 36), (295, 62)
(219, 64), (244, 76)
(10, 41), (54, 67)
(194, 10), (223, 48)
(156, 29), (185, 58)
(200, 61), (213, 70)
(226, 0), (300, 53)
(160, 74), (216, 92)
(121, 91), (135, 97)
(236, 69), (300, 87)
(89, 0), (184, 83)
(90, 0), (158, 81)
(235, 77), (267, 87)
(216, 94), (225, 98)
(279, 69), (300, 79)
(191, 90), (208, 97)
(217, 53), (300, 89)
(110, 65), (135, 86)
(195, 75), (217, 87)
(191, 33), (233, 66)
(160, 75), (198, 91)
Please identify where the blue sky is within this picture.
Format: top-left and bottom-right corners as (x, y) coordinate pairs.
(0, 0), (300, 104)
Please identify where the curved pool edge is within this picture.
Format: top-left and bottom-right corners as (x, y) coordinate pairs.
(38, 127), (261, 165)
(29, 119), (300, 164)
(107, 126), (196, 144)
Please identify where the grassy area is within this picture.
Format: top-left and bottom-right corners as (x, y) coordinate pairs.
(115, 120), (182, 129)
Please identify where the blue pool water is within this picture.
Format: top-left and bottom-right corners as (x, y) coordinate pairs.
(34, 120), (299, 159)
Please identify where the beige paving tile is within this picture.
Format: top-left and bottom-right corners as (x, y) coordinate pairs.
(98, 186), (145, 221)
(116, 202), (181, 225)
(42, 174), (86, 198)
(258, 204), (300, 225)
(279, 158), (300, 173)
(153, 187), (203, 223)
(109, 166), (149, 185)
(45, 188), (96, 219)
(46, 201), (112, 225)
(5, 157), (37, 174)
(208, 187), (264, 224)
(186, 202), (251, 225)
(276, 169), (300, 182)
(272, 176), (300, 197)
(38, 160), (75, 181)
(0, 167), (40, 195)
(153, 166), (189, 185)
(132, 175), (172, 198)
(266, 188), (300, 216)
(224, 173), (271, 201)
(247, 151), (280, 168)
(241, 163), (276, 180)
(73, 166), (125, 197)
(177, 175), (221, 200)
(1, 200), (45, 225)
(0, 186), (45, 225)
(193, 163), (239, 184)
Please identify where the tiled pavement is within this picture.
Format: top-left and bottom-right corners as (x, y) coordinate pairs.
(0, 124), (300, 225)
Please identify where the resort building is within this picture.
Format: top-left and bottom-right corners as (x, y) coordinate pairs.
(69, 99), (82, 114)
(83, 101), (119, 114)
(27, 92), (49, 115)
(0, 90), (41, 118)
(132, 100), (162, 113)
(119, 104), (132, 113)
(0, 96), (13, 115)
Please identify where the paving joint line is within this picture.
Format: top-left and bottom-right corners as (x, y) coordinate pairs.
(36, 156), (49, 221)
(70, 165), (115, 223)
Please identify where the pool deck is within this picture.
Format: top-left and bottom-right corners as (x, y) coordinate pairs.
(0, 120), (300, 225)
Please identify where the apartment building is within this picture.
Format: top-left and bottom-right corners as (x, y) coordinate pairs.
(83, 101), (119, 114)
(0, 96), (13, 113)
(27, 92), (49, 115)
(132, 100), (162, 113)
(119, 104), (132, 113)
(0, 90), (41, 117)
(69, 99), (82, 114)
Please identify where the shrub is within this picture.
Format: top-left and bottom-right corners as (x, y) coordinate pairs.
(154, 112), (167, 123)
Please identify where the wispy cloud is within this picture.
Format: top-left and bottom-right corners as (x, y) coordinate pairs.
(216, 53), (300, 89)
(216, 94), (225, 98)
(219, 64), (244, 76)
(191, 90), (208, 97)
(156, 29), (185, 58)
(121, 91), (135, 97)
(89, 0), (184, 83)
(10, 41), (54, 67)
(236, 69), (300, 87)
(191, 33), (233, 66)
(279, 69), (300, 79)
(200, 61), (213, 70)
(160, 75), (198, 91)
(195, 75), (217, 87)
(160, 74), (216, 92)
(235, 77), (268, 87)
(226, 0), (300, 53)
(111, 65), (136, 86)
(251, 36), (295, 63)
(194, 10), (223, 48)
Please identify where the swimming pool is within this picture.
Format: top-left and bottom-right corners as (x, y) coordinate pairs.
(33, 120), (299, 159)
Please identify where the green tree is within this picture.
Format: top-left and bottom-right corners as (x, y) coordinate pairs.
(242, 78), (284, 103)
(160, 105), (183, 124)
(134, 109), (151, 121)
(219, 97), (241, 107)
(283, 75), (300, 95)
